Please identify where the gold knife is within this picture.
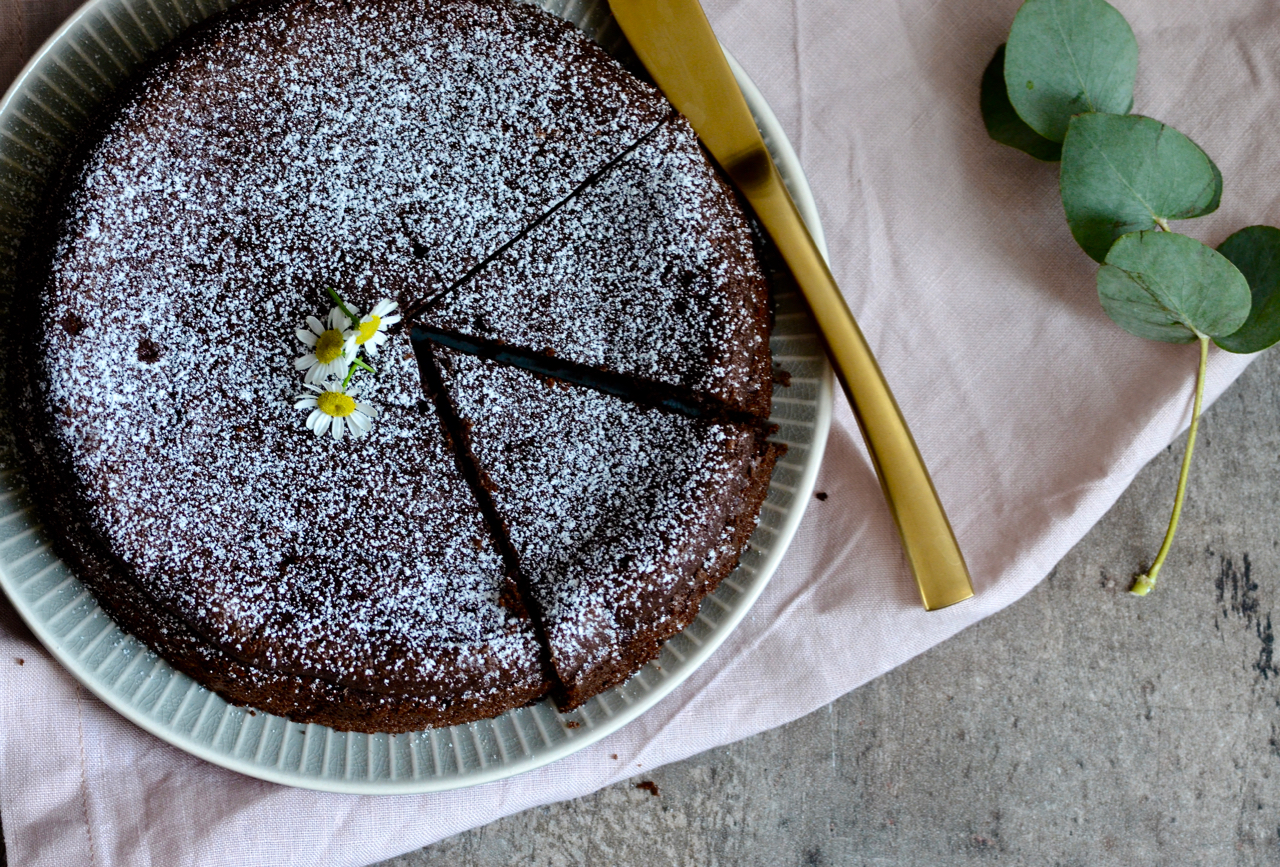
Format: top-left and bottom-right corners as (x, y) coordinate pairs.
(607, 0), (973, 610)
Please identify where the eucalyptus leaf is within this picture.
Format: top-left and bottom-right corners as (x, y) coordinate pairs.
(1214, 225), (1280, 353)
(1005, 0), (1138, 143)
(1062, 113), (1223, 262)
(987, 0), (1272, 598)
(981, 44), (1062, 162)
(1097, 231), (1250, 343)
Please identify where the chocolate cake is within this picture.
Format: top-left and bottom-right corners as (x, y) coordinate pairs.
(14, 0), (781, 733)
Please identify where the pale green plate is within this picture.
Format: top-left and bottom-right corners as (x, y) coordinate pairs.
(0, 0), (832, 793)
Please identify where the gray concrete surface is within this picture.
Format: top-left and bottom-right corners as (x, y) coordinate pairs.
(2, 339), (1277, 867)
(366, 344), (1280, 866)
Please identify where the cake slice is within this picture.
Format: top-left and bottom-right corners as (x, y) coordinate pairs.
(426, 344), (782, 708)
(415, 116), (774, 418)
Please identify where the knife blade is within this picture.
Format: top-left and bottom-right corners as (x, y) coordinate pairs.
(607, 0), (973, 610)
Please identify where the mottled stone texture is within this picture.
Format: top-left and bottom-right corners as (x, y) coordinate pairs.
(370, 346), (1280, 865)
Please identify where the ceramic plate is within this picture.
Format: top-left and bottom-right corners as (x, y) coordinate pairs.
(0, 0), (833, 793)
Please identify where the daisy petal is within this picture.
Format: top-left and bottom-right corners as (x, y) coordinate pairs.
(314, 414), (331, 436)
(331, 416), (346, 441)
(306, 409), (323, 429)
(297, 329), (318, 347)
(307, 316), (325, 335)
(381, 314), (402, 327)
(349, 413), (371, 433)
(355, 402), (378, 418)
(329, 308), (352, 331)
(295, 398), (319, 410)
(295, 354), (317, 371)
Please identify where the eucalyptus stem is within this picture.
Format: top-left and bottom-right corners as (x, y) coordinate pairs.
(1130, 334), (1209, 596)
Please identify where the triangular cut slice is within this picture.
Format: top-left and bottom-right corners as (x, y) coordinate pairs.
(427, 345), (783, 709)
(416, 116), (774, 418)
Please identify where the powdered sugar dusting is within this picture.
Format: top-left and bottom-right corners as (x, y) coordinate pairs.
(41, 293), (543, 697)
(434, 347), (762, 691)
(53, 0), (667, 313)
(420, 117), (772, 415)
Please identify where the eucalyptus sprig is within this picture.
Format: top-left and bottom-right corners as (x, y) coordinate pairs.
(981, 0), (1280, 595)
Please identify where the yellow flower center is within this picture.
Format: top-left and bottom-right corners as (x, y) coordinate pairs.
(315, 329), (346, 364)
(317, 391), (356, 418)
(355, 314), (381, 345)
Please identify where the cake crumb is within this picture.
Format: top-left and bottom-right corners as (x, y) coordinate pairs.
(610, 754), (618, 760)
(59, 312), (85, 336)
(15, 658), (23, 666)
(136, 337), (161, 363)
(815, 491), (828, 501)
(634, 780), (660, 797)
(564, 720), (582, 729)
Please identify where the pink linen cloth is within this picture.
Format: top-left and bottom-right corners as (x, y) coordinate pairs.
(2, 0), (1276, 863)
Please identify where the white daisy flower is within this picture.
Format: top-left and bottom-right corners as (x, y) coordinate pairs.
(294, 382), (378, 441)
(295, 307), (357, 384)
(353, 298), (401, 357)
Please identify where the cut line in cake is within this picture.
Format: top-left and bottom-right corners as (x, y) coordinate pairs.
(415, 115), (774, 419)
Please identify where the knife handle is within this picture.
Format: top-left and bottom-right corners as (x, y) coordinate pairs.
(738, 151), (974, 610)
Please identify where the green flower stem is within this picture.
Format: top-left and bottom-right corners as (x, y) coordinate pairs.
(1153, 216), (1171, 232)
(327, 287), (359, 327)
(1130, 334), (1209, 596)
(342, 356), (375, 389)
